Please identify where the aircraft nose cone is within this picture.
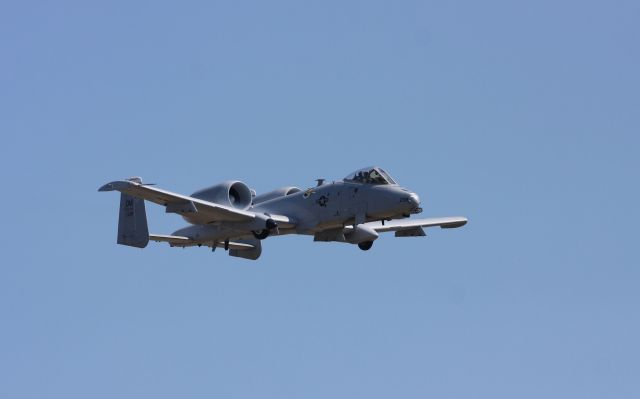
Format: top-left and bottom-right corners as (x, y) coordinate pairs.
(408, 193), (420, 207)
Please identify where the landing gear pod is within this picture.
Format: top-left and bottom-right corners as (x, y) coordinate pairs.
(252, 218), (278, 240)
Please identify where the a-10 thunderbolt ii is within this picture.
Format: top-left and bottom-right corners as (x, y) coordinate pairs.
(99, 166), (467, 260)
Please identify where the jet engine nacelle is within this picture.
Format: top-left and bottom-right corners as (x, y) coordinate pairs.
(252, 186), (301, 205)
(191, 181), (253, 210)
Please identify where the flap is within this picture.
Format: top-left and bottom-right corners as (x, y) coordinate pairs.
(395, 227), (426, 237)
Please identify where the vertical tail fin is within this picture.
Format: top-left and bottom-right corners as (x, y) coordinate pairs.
(117, 193), (149, 248)
(99, 176), (150, 248)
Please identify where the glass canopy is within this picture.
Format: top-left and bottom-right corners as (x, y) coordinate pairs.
(343, 166), (397, 185)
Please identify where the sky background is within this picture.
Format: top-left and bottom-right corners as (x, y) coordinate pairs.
(1, 0), (639, 398)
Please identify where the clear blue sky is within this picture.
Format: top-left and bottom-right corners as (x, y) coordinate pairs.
(1, 1), (638, 398)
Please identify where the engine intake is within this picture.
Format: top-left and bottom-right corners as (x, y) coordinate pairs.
(191, 181), (253, 210)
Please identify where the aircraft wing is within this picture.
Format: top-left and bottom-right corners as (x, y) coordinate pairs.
(150, 234), (256, 250)
(99, 179), (255, 223)
(149, 234), (195, 247)
(367, 216), (468, 233)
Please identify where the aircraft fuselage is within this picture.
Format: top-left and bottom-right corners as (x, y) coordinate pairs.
(173, 180), (421, 244)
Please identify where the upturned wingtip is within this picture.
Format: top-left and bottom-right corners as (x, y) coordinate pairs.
(98, 180), (136, 192)
(98, 183), (114, 192)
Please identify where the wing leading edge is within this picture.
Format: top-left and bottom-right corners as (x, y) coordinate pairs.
(149, 234), (256, 250)
(99, 179), (255, 223)
(99, 179), (295, 228)
(367, 216), (468, 233)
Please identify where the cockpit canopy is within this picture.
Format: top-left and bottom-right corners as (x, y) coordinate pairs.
(343, 166), (398, 185)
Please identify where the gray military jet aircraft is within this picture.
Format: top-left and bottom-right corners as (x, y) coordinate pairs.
(99, 166), (467, 260)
